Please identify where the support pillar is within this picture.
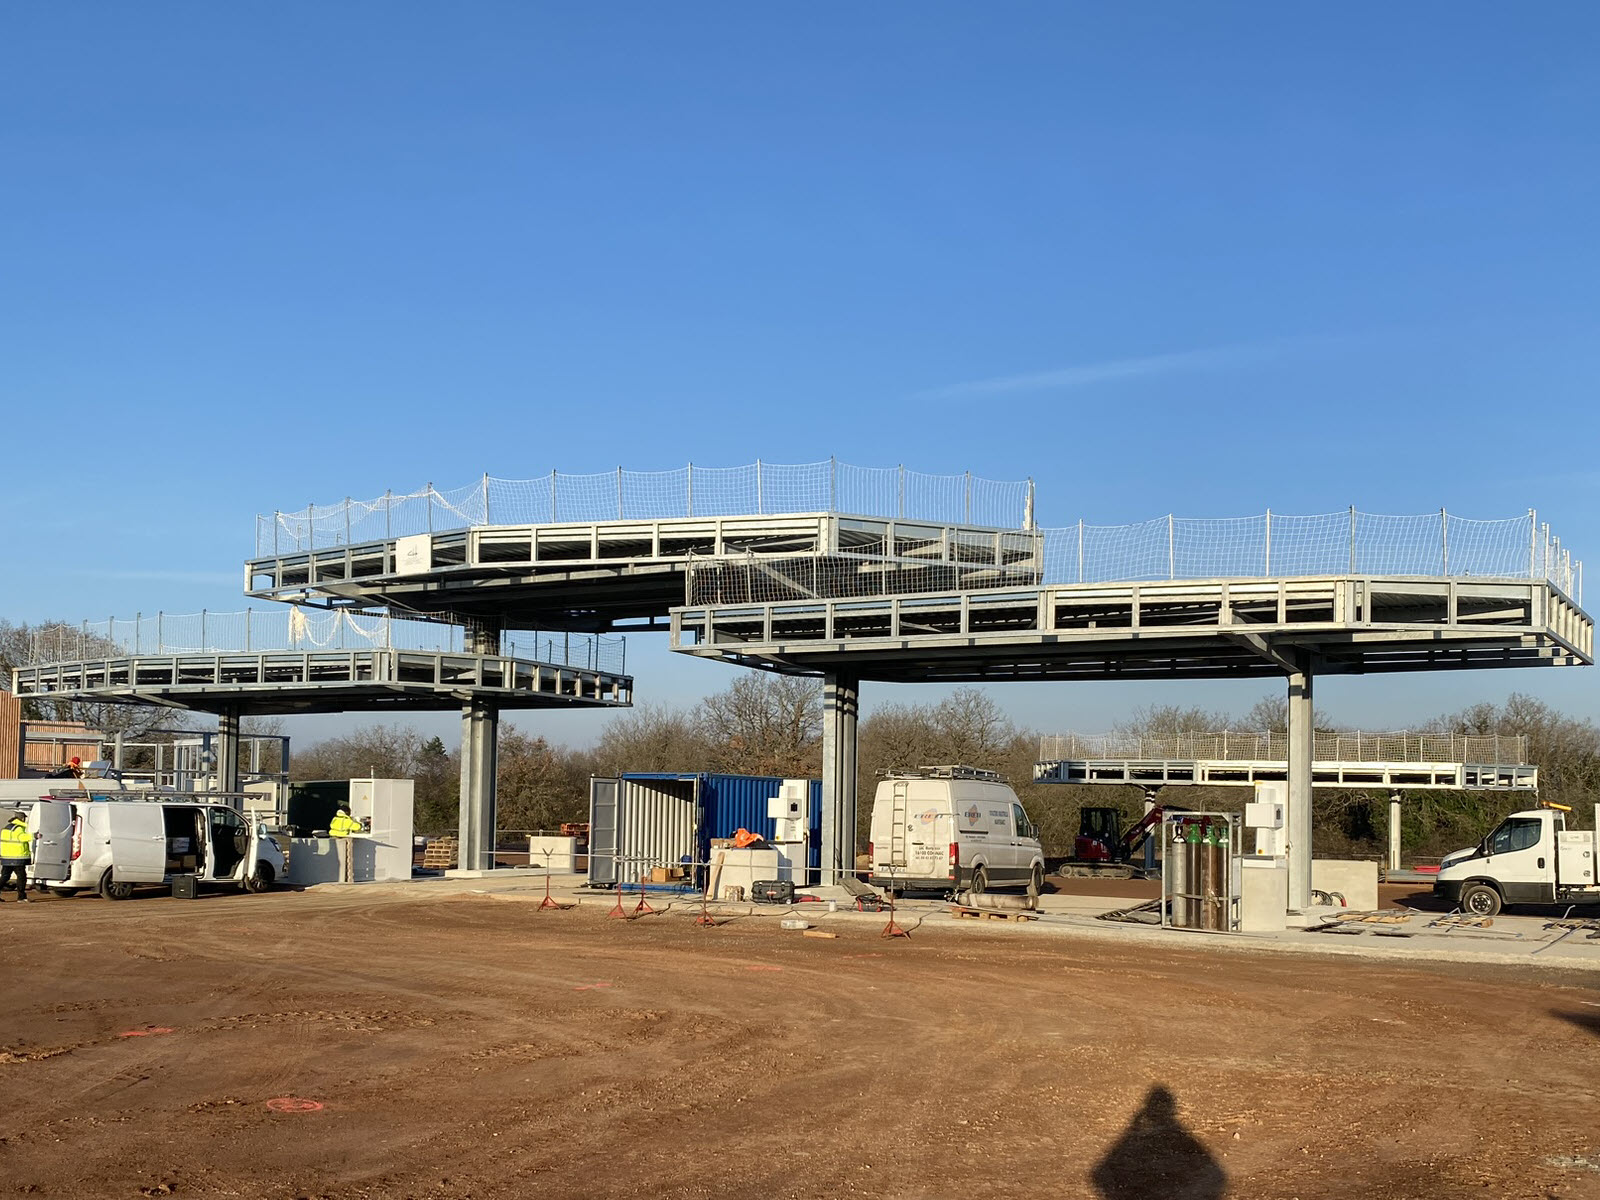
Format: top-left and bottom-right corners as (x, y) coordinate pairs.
(1142, 787), (1160, 874)
(1388, 789), (1403, 875)
(1286, 656), (1315, 912)
(819, 671), (860, 885)
(458, 617), (503, 873)
(458, 699), (499, 872)
(216, 705), (241, 794)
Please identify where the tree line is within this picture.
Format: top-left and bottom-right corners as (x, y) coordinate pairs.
(289, 675), (1600, 861)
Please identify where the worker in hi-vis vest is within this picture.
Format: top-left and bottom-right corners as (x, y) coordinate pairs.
(329, 804), (363, 883)
(1, 811), (33, 902)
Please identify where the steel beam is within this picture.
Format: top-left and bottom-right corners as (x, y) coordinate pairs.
(820, 671), (860, 885)
(216, 704), (241, 794)
(1286, 656), (1314, 912)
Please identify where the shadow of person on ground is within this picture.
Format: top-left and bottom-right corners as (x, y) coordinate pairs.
(1553, 1008), (1600, 1039)
(1091, 1085), (1227, 1200)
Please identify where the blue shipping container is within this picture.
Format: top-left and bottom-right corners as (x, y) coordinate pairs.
(620, 772), (823, 881)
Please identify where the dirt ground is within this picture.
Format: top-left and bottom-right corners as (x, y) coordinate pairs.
(4, 885), (1599, 1200)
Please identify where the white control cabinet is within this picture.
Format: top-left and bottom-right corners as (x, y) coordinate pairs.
(348, 777), (415, 882)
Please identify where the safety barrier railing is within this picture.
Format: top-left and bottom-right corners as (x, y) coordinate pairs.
(1038, 730), (1530, 765)
(255, 461), (1035, 555)
(1040, 509), (1579, 600)
(23, 611), (627, 675)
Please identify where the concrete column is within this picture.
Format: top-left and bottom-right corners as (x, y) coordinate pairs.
(1388, 789), (1403, 875)
(1286, 657), (1314, 911)
(819, 671), (860, 885)
(216, 705), (241, 794)
(458, 699), (499, 872)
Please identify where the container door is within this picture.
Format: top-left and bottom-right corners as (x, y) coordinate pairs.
(28, 800), (74, 883)
(108, 806), (167, 883)
(589, 778), (619, 885)
(691, 776), (705, 880)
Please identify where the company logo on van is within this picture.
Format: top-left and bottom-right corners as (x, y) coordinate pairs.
(965, 805), (982, 825)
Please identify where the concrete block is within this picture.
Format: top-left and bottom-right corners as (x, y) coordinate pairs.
(711, 848), (782, 897)
(528, 835), (578, 872)
(1312, 859), (1378, 912)
(1240, 861), (1288, 932)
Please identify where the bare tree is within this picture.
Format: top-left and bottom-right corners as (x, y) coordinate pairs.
(591, 703), (712, 774)
(696, 674), (822, 778)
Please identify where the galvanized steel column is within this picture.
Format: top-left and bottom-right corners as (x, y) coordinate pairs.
(1286, 657), (1314, 911)
(459, 618), (503, 872)
(1388, 789), (1403, 874)
(216, 705), (241, 794)
(820, 672), (859, 885)
(458, 700), (499, 872)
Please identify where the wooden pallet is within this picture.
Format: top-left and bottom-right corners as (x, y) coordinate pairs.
(1429, 914), (1494, 929)
(949, 905), (1038, 923)
(421, 837), (458, 870)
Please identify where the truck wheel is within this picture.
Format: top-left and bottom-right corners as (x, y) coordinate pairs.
(1460, 883), (1502, 917)
(1030, 863), (1045, 893)
(98, 870), (135, 901)
(245, 863), (275, 894)
(969, 866), (988, 896)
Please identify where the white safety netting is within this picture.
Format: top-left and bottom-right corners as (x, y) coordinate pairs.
(255, 461), (1035, 554)
(24, 611), (626, 674)
(1039, 509), (1578, 598)
(1039, 731), (1530, 765)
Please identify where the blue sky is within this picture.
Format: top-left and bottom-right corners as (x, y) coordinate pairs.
(3, 3), (1597, 744)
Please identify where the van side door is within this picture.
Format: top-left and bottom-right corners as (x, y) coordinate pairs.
(107, 806), (167, 883)
(28, 800), (75, 883)
(1011, 802), (1040, 877)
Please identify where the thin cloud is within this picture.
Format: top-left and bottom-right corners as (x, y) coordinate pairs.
(50, 568), (241, 586)
(918, 340), (1306, 401)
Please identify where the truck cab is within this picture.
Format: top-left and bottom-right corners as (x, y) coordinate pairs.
(1434, 805), (1599, 917)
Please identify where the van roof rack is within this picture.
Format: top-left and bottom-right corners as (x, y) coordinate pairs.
(879, 765), (1005, 782)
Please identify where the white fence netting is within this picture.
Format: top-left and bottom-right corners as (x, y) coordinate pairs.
(24, 612), (626, 675)
(1039, 731), (1529, 765)
(255, 461), (1035, 554)
(1041, 510), (1579, 599)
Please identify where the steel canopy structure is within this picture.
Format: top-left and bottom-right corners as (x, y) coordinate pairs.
(12, 649), (631, 716)
(243, 513), (1042, 631)
(668, 572), (1591, 907)
(669, 576), (1590, 681)
(15, 462), (1592, 913)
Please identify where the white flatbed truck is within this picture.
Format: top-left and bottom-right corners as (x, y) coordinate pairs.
(1434, 804), (1599, 917)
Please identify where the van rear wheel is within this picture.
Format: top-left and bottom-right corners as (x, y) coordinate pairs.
(969, 866), (988, 896)
(98, 870), (135, 901)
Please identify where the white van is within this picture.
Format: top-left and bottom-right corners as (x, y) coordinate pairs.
(24, 798), (286, 900)
(867, 766), (1045, 896)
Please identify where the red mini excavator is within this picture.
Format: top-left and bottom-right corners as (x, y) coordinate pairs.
(1062, 803), (1173, 878)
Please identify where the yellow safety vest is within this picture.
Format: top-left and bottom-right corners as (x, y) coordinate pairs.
(330, 813), (361, 838)
(0, 821), (30, 861)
